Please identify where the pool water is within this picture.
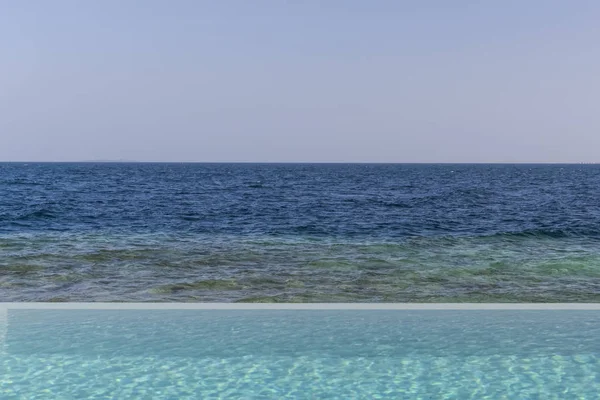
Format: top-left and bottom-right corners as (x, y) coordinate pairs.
(1, 308), (600, 399)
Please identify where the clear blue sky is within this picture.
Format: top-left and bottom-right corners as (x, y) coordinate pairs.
(2, 1), (599, 162)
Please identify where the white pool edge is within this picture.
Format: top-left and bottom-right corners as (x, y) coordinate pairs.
(2, 303), (600, 310)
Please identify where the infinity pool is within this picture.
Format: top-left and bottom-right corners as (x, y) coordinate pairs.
(1, 305), (600, 399)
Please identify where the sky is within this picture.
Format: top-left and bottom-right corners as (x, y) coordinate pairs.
(1, 0), (599, 163)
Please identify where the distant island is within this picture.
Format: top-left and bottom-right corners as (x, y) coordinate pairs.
(79, 159), (139, 163)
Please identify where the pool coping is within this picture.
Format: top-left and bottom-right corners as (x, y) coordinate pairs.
(2, 303), (600, 310)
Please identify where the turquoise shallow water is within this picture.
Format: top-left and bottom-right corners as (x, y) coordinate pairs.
(3, 232), (600, 302)
(2, 309), (600, 398)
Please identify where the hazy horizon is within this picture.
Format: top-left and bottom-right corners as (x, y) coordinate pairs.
(3, 161), (600, 165)
(2, 1), (600, 163)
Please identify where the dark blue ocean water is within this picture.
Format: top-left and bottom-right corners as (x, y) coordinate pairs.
(1, 163), (600, 302)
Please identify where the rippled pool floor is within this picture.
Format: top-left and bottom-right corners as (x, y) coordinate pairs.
(2, 353), (599, 399)
(1, 308), (600, 398)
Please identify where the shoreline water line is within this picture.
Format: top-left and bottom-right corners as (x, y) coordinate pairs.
(3, 302), (600, 310)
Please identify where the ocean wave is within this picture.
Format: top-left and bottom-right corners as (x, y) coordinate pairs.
(2, 179), (44, 186)
(484, 228), (600, 240)
(17, 209), (58, 221)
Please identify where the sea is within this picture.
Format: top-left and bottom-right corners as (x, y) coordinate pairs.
(1, 162), (600, 302)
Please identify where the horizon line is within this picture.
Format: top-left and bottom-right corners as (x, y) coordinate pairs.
(0, 161), (599, 165)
